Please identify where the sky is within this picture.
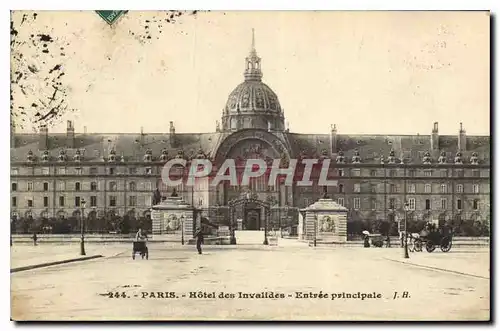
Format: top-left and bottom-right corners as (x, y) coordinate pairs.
(10, 10), (490, 135)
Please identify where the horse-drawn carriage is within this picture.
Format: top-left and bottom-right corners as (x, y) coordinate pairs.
(410, 224), (452, 253)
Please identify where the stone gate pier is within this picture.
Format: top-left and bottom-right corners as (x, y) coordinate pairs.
(300, 198), (348, 244)
(151, 195), (196, 241)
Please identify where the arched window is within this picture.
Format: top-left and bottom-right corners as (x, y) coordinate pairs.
(91, 182), (98, 191)
(129, 182), (136, 191)
(75, 182), (81, 191)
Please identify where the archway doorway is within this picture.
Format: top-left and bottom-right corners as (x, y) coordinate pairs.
(229, 196), (270, 231)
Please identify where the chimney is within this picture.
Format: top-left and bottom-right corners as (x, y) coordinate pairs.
(431, 122), (439, 151)
(140, 126), (145, 145)
(169, 121), (176, 147)
(330, 124), (338, 155)
(10, 120), (15, 148)
(39, 124), (48, 150)
(458, 122), (466, 151)
(66, 120), (75, 148)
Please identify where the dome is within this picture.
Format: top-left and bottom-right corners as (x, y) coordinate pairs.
(221, 29), (285, 132)
(225, 81), (282, 114)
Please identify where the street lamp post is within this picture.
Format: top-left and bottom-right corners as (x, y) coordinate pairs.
(404, 202), (409, 259)
(314, 214), (318, 247)
(80, 198), (86, 256)
(181, 214), (185, 245)
(263, 213), (269, 245)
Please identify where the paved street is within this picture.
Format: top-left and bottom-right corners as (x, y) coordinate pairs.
(11, 243), (490, 321)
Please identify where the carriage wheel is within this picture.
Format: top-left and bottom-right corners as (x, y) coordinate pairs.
(440, 237), (452, 252)
(425, 241), (436, 253)
(413, 239), (423, 252)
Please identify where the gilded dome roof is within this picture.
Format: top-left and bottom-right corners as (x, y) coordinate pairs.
(225, 81), (282, 114)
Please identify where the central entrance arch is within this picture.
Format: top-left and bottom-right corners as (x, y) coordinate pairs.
(228, 196), (271, 245)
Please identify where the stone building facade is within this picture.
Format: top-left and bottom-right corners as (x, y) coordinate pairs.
(10, 33), (490, 232)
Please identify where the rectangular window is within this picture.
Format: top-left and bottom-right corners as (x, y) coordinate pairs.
(353, 183), (361, 193)
(408, 170), (416, 177)
(352, 169), (360, 177)
(145, 167), (152, 175)
(472, 170), (480, 177)
(338, 170), (344, 177)
(424, 184), (431, 193)
(59, 182), (66, 191)
(457, 199), (462, 210)
(424, 170), (432, 177)
(109, 167), (115, 175)
(440, 184), (447, 194)
(109, 182), (117, 191)
(338, 198), (344, 207)
(409, 198), (416, 210)
(425, 199), (431, 210)
(129, 167), (137, 174)
(75, 196), (81, 207)
(91, 182), (97, 191)
(353, 198), (360, 210)
(389, 198), (395, 209)
(370, 199), (377, 210)
(473, 199), (479, 210)
(43, 182), (49, 191)
(473, 184), (479, 193)
(441, 170), (447, 177)
(456, 170), (464, 177)
(11, 183), (17, 191)
(75, 182), (81, 191)
(27, 199), (33, 207)
(27, 182), (33, 191)
(146, 196), (152, 207)
(59, 196), (65, 207)
(389, 170), (397, 177)
(110, 196), (117, 207)
(90, 167), (98, 175)
(43, 196), (49, 207)
(370, 184), (377, 193)
(457, 184), (464, 193)
(441, 199), (447, 210)
(12, 197), (17, 207)
(129, 196), (137, 207)
(303, 198), (310, 207)
(145, 182), (152, 191)
(390, 184), (397, 193)
(58, 168), (66, 175)
(90, 196), (97, 207)
(370, 170), (377, 177)
(75, 167), (83, 175)
(11, 168), (19, 175)
(408, 184), (416, 193)
(42, 167), (50, 175)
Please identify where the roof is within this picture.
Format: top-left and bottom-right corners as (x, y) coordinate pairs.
(10, 130), (490, 165)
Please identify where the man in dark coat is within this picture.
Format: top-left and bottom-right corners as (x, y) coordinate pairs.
(194, 227), (204, 254)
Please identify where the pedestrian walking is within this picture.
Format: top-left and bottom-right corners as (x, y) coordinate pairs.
(194, 227), (204, 254)
(385, 234), (391, 248)
(32, 232), (38, 246)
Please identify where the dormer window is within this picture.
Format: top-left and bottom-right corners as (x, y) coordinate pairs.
(41, 150), (50, 162)
(160, 149), (169, 162)
(195, 148), (206, 159)
(58, 150), (66, 162)
(143, 149), (153, 162)
(27, 150), (35, 162)
(351, 149), (361, 164)
(454, 152), (463, 164)
(422, 151), (432, 165)
(108, 149), (117, 162)
(175, 149), (184, 159)
(336, 150), (345, 164)
(388, 150), (396, 164)
(470, 152), (479, 165)
(438, 151), (447, 164)
(74, 149), (82, 162)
